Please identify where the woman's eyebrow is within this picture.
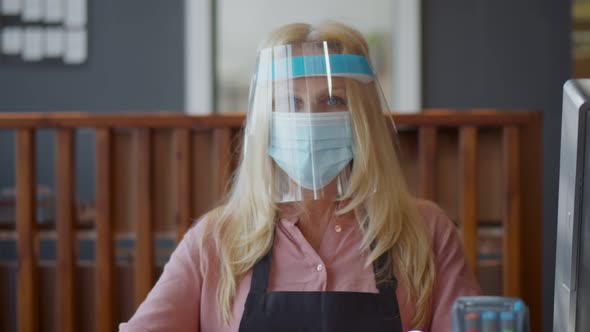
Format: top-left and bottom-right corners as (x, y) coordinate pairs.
(314, 87), (346, 96)
(275, 83), (345, 96)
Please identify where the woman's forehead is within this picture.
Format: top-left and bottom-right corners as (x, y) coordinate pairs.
(275, 76), (346, 92)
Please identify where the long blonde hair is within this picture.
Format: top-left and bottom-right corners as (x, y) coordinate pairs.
(200, 22), (435, 329)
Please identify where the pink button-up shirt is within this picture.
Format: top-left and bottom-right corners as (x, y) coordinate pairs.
(120, 200), (480, 332)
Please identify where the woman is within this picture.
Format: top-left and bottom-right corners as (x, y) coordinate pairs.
(120, 22), (480, 332)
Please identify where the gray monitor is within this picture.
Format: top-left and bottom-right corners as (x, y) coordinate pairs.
(554, 79), (590, 332)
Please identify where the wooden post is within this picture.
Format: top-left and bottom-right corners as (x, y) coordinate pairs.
(175, 129), (193, 242)
(135, 129), (154, 307)
(55, 129), (76, 332)
(95, 128), (115, 332)
(214, 128), (232, 201)
(519, 115), (542, 332)
(418, 127), (438, 200)
(502, 126), (521, 297)
(458, 127), (479, 276)
(15, 129), (38, 332)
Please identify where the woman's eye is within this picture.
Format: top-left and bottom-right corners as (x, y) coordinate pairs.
(290, 97), (304, 111)
(325, 96), (346, 106)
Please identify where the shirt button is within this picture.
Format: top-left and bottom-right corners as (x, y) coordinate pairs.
(316, 264), (323, 272)
(335, 225), (342, 233)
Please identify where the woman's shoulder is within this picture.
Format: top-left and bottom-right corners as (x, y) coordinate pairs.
(413, 198), (450, 221)
(180, 209), (222, 262)
(412, 198), (458, 243)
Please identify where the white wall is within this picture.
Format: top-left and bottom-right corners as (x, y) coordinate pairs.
(185, 0), (213, 114)
(185, 0), (421, 113)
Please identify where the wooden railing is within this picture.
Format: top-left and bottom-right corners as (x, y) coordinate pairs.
(0, 110), (542, 332)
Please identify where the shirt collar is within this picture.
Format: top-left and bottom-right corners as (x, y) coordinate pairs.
(278, 198), (356, 226)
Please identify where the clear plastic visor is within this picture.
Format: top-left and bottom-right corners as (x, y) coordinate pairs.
(244, 41), (393, 203)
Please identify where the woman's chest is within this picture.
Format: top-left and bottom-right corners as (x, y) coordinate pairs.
(198, 221), (413, 332)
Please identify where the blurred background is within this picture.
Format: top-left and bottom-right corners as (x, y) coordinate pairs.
(0, 0), (577, 331)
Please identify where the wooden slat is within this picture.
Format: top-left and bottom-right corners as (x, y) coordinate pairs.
(214, 128), (232, 201)
(0, 113), (246, 129)
(502, 126), (521, 296)
(418, 127), (437, 200)
(135, 129), (154, 307)
(0, 110), (540, 129)
(95, 128), (115, 332)
(519, 116), (542, 332)
(55, 129), (76, 332)
(459, 127), (478, 275)
(175, 129), (193, 242)
(0, 221), (94, 231)
(15, 129), (38, 332)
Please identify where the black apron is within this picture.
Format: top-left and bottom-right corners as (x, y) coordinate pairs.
(238, 248), (404, 332)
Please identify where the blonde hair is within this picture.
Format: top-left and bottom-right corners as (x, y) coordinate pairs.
(200, 22), (435, 329)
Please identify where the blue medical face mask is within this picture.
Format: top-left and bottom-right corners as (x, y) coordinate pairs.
(268, 111), (353, 190)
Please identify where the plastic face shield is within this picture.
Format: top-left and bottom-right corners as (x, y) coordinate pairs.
(244, 41), (394, 202)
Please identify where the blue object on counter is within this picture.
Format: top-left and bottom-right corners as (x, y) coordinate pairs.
(501, 311), (516, 332)
(501, 312), (515, 320)
(481, 311), (498, 332)
(451, 296), (530, 332)
(482, 311), (498, 320)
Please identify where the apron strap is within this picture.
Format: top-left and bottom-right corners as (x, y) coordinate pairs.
(372, 251), (398, 296)
(250, 249), (272, 293)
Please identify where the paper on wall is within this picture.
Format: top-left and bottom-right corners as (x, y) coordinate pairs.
(45, 0), (64, 23)
(22, 26), (43, 61)
(1, 0), (22, 15)
(22, 0), (42, 22)
(45, 27), (63, 57)
(64, 0), (86, 27)
(64, 28), (86, 64)
(1, 26), (23, 55)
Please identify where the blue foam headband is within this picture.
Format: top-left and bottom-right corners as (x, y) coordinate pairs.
(264, 54), (374, 82)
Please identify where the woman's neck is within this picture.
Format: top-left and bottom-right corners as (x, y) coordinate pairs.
(293, 200), (337, 252)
